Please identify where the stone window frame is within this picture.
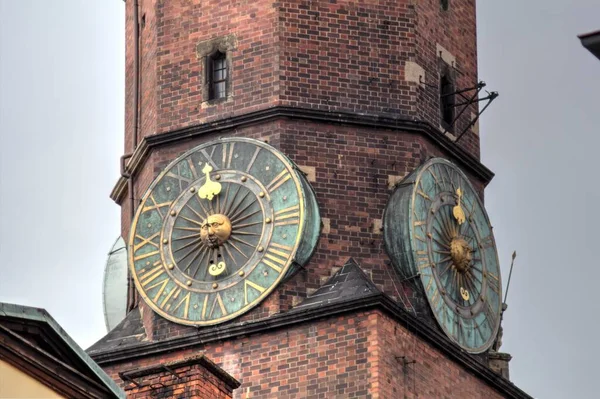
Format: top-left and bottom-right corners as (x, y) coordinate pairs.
(207, 51), (228, 100)
(439, 60), (456, 133)
(196, 35), (237, 105)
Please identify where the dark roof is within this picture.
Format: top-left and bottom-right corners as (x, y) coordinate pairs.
(87, 306), (146, 354)
(292, 257), (381, 311)
(579, 29), (600, 60)
(87, 259), (379, 355)
(0, 302), (125, 398)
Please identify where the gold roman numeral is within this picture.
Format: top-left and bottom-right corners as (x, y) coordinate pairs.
(418, 262), (432, 272)
(425, 276), (434, 293)
(417, 189), (432, 202)
(173, 292), (191, 320)
(487, 271), (501, 294)
(165, 160), (196, 191)
(146, 277), (169, 302)
(201, 295), (209, 320)
(416, 249), (429, 269)
(140, 263), (164, 286)
(246, 147), (261, 173)
(274, 205), (300, 227)
(133, 232), (160, 252)
(244, 280), (266, 305)
(160, 287), (181, 309)
(262, 243), (292, 273)
(209, 293), (228, 319)
(221, 142), (236, 169)
(430, 289), (442, 310)
(266, 169), (291, 193)
(414, 235), (427, 243)
(480, 235), (495, 249)
(186, 158), (199, 179)
(133, 250), (160, 262)
(429, 168), (440, 189)
(458, 318), (468, 344)
(474, 320), (486, 342)
(201, 148), (218, 169)
(483, 300), (498, 323)
(142, 194), (172, 217)
(165, 171), (193, 186)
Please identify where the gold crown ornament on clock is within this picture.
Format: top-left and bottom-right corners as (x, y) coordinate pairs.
(383, 158), (503, 353)
(129, 138), (320, 326)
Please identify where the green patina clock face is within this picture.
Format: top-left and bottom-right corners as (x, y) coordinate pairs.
(129, 138), (320, 326)
(383, 158), (502, 353)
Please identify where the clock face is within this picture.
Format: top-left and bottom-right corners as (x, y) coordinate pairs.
(383, 158), (502, 353)
(129, 138), (320, 326)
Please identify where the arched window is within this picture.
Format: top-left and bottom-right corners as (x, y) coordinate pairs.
(207, 51), (227, 100)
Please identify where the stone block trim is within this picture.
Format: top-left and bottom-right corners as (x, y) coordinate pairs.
(404, 61), (426, 85)
(387, 174), (406, 190)
(488, 351), (512, 381)
(298, 165), (316, 182)
(471, 111), (480, 136)
(371, 218), (383, 235)
(436, 42), (456, 67)
(196, 35), (238, 106)
(320, 217), (330, 234)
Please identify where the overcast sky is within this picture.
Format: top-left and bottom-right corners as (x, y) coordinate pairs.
(1, 1), (599, 398)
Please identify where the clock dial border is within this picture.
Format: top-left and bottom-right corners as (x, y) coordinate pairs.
(383, 158), (502, 353)
(129, 137), (316, 326)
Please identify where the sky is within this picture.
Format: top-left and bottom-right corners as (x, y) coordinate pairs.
(0, 1), (599, 398)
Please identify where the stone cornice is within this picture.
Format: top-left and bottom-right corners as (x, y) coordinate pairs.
(119, 354), (240, 390)
(88, 293), (530, 399)
(110, 106), (494, 203)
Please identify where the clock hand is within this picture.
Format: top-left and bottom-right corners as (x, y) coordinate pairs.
(198, 163), (222, 201)
(452, 188), (466, 225)
(209, 261), (227, 277)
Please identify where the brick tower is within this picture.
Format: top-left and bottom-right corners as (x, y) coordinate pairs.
(89, 1), (530, 397)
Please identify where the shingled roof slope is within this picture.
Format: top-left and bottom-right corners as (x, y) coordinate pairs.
(292, 257), (381, 311)
(87, 307), (146, 354)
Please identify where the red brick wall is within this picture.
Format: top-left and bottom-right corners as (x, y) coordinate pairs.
(124, 0), (134, 154)
(124, 361), (234, 399)
(112, 1), (498, 396)
(101, 310), (503, 398)
(278, 0), (416, 114)
(375, 311), (503, 399)
(121, 0), (482, 238)
(124, 0), (281, 139)
(414, 0), (480, 155)
(123, 0), (480, 149)
(125, 0), (159, 153)
(124, 119), (484, 339)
